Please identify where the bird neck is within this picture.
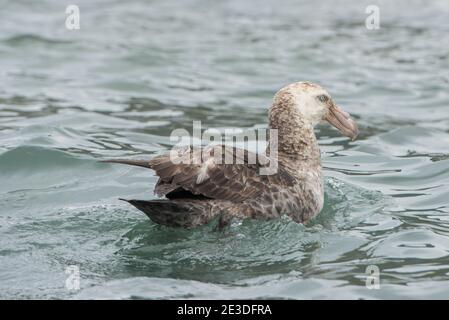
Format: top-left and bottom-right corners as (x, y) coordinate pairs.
(268, 119), (320, 161)
(267, 100), (321, 161)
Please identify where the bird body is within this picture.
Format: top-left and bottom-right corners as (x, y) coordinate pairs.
(104, 82), (358, 229)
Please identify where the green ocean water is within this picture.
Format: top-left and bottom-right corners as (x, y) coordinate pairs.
(1, 0), (449, 299)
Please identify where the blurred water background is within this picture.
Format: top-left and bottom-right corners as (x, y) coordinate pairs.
(1, 0), (449, 299)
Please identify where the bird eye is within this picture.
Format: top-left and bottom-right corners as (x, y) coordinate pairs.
(317, 95), (329, 103)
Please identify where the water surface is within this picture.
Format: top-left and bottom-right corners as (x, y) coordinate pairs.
(1, 0), (449, 299)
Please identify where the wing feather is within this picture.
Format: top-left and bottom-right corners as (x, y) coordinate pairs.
(152, 145), (296, 202)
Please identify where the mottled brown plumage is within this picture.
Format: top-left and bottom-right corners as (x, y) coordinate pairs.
(103, 82), (358, 229)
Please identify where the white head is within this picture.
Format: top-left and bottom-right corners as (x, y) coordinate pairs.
(273, 81), (359, 140)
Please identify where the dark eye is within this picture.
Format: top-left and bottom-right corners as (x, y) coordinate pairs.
(317, 95), (329, 103)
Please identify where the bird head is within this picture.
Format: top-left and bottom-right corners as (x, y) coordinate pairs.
(273, 82), (359, 140)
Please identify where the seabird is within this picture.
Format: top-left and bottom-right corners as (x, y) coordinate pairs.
(103, 82), (358, 229)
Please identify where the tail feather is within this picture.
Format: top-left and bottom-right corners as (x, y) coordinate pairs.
(100, 159), (153, 169)
(121, 199), (215, 228)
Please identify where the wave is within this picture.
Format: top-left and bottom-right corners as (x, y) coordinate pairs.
(2, 34), (71, 46)
(0, 146), (90, 172)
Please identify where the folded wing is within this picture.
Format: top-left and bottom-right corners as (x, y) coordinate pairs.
(149, 145), (295, 202)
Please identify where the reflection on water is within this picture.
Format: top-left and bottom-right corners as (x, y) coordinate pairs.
(1, 0), (449, 299)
